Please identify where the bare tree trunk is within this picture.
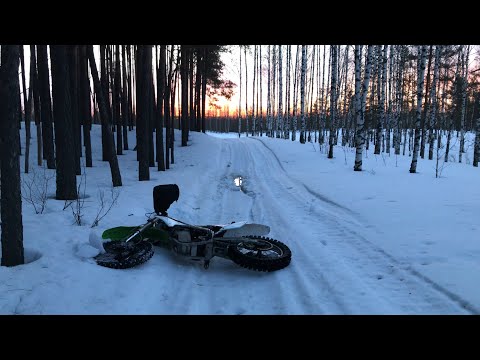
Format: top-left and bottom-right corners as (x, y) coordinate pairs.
(266, 45), (270, 138)
(195, 48), (202, 132)
(181, 45), (188, 146)
(459, 46), (470, 163)
(278, 45), (283, 138)
(300, 45), (307, 144)
(238, 46), (242, 137)
(30, 45), (42, 167)
(284, 45), (290, 139)
(375, 45), (388, 155)
(100, 45), (111, 162)
(272, 45), (276, 137)
(328, 45), (337, 158)
(127, 45), (134, 131)
(394, 46), (405, 156)
(79, 45), (92, 167)
(428, 46), (441, 161)
(50, 45), (78, 199)
(37, 45), (55, 169)
(171, 51), (178, 163)
(308, 45), (317, 143)
(354, 45), (373, 171)
(20, 45), (31, 173)
(420, 45), (433, 159)
(87, 45), (122, 186)
(156, 46), (166, 171)
(409, 45), (427, 173)
(255, 46), (259, 136)
(149, 69), (155, 167)
(189, 47), (194, 136)
(67, 46), (81, 175)
(201, 48), (207, 134)
(259, 45), (263, 137)
(473, 93), (480, 167)
(386, 46), (394, 154)
(244, 46), (248, 136)
(165, 45), (174, 169)
(114, 44), (123, 155)
(136, 45), (151, 180)
(0, 45), (24, 266)
(252, 45), (256, 136)
(445, 48), (462, 163)
(121, 45), (129, 151)
(320, 45), (326, 145)
(341, 46), (349, 147)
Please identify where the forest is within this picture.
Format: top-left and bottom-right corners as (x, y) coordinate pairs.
(0, 45), (479, 268)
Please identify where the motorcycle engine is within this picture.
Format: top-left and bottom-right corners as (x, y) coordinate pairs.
(176, 230), (192, 256)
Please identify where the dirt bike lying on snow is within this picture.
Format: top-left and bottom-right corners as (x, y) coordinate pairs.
(94, 184), (292, 272)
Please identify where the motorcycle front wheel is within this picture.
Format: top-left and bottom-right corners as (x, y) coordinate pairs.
(227, 236), (291, 272)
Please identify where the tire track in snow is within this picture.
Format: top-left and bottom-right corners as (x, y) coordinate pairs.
(247, 137), (474, 314)
(168, 139), (262, 314)
(251, 137), (360, 218)
(238, 140), (306, 314)
(165, 139), (234, 314)
(211, 140), (290, 314)
(241, 139), (389, 313)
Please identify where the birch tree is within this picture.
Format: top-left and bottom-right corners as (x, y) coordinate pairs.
(272, 45), (276, 137)
(267, 45), (271, 138)
(284, 45), (291, 139)
(252, 45), (256, 136)
(320, 45), (326, 145)
(259, 45), (263, 136)
(420, 46), (433, 159)
(292, 45), (300, 142)
(394, 46), (406, 155)
(386, 45), (394, 154)
(238, 46), (242, 137)
(244, 46), (248, 136)
(459, 45), (470, 163)
(428, 45), (441, 161)
(354, 45), (373, 171)
(474, 91), (480, 166)
(327, 45), (337, 158)
(375, 45), (387, 155)
(300, 45), (307, 144)
(409, 45), (427, 173)
(278, 45), (283, 139)
(445, 47), (462, 163)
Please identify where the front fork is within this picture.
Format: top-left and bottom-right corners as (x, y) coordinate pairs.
(125, 218), (158, 243)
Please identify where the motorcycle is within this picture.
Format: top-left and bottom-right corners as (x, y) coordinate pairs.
(94, 184), (292, 272)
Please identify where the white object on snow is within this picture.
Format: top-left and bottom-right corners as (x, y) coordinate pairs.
(88, 230), (106, 254)
(76, 243), (100, 258)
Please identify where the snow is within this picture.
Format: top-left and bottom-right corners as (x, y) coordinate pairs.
(0, 125), (479, 314)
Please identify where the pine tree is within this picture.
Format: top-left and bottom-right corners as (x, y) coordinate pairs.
(0, 45), (24, 266)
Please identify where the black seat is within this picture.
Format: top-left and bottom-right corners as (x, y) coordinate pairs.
(153, 184), (180, 215)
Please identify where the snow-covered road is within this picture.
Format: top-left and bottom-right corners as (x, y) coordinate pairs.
(2, 127), (476, 314)
(161, 137), (471, 314)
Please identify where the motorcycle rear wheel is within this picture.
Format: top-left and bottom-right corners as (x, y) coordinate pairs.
(228, 236), (291, 272)
(94, 241), (154, 269)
